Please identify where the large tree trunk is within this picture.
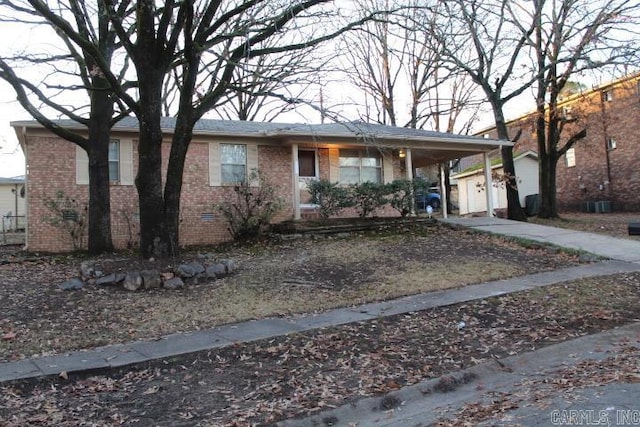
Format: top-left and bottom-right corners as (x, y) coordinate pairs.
(537, 145), (556, 218)
(500, 145), (526, 221)
(86, 76), (114, 254)
(163, 116), (194, 256)
(136, 71), (170, 259)
(493, 110), (526, 221)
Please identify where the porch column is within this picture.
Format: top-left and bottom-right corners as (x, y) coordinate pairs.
(440, 163), (448, 219)
(484, 152), (494, 217)
(292, 144), (301, 220)
(405, 148), (413, 180)
(405, 148), (415, 216)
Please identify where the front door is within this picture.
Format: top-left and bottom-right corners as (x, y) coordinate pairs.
(298, 150), (318, 204)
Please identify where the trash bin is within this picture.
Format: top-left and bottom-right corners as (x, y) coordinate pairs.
(525, 194), (540, 216)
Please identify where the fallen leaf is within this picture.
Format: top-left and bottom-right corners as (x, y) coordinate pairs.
(2, 331), (16, 340)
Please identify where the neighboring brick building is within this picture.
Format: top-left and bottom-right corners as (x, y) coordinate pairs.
(13, 118), (508, 252)
(466, 73), (640, 212)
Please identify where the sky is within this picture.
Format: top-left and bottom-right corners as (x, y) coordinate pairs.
(0, 80), (27, 178)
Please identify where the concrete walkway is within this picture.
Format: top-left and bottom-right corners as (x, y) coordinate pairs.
(443, 217), (640, 263)
(2, 218), (640, 425)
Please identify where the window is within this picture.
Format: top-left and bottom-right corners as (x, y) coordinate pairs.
(298, 150), (317, 177)
(108, 140), (120, 181)
(76, 140), (133, 185)
(339, 149), (382, 184)
(221, 144), (247, 183)
(602, 90), (613, 102)
(562, 106), (573, 121)
(607, 137), (617, 150)
(565, 147), (576, 168)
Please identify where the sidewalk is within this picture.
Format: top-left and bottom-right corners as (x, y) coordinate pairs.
(2, 218), (640, 425)
(443, 217), (640, 263)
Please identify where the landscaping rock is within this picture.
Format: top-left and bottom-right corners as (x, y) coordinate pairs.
(79, 261), (94, 279)
(59, 278), (84, 291)
(95, 273), (125, 286)
(163, 277), (184, 289)
(188, 261), (206, 276)
(141, 269), (161, 289)
(220, 259), (237, 274)
(206, 263), (226, 278)
(123, 272), (143, 291)
(176, 264), (196, 278)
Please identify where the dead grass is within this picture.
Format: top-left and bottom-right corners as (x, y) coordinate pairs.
(0, 223), (581, 361)
(530, 211), (640, 239)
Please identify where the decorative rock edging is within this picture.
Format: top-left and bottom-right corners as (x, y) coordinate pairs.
(59, 258), (237, 291)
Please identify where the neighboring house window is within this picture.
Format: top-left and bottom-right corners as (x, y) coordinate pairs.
(565, 147), (576, 168)
(607, 137), (617, 150)
(602, 90), (613, 102)
(339, 149), (382, 184)
(221, 144), (247, 183)
(109, 140), (120, 182)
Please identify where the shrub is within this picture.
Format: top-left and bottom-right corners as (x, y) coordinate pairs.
(42, 190), (88, 250)
(351, 181), (389, 218)
(387, 178), (430, 217)
(308, 179), (353, 219)
(217, 170), (285, 240)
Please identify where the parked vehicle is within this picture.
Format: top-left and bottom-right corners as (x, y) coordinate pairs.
(415, 188), (441, 210)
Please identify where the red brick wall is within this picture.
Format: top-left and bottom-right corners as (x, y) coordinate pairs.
(25, 135), (405, 252)
(468, 75), (640, 212)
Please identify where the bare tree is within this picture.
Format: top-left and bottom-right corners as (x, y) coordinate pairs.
(205, 46), (325, 122)
(340, 0), (483, 211)
(25, 0), (379, 259)
(525, 0), (640, 217)
(0, 0), (131, 254)
(428, 0), (538, 221)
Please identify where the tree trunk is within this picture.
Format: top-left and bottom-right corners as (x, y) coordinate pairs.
(443, 162), (454, 214)
(86, 76), (114, 254)
(136, 73), (170, 259)
(493, 110), (526, 221)
(163, 116), (194, 256)
(538, 148), (555, 218)
(500, 145), (526, 221)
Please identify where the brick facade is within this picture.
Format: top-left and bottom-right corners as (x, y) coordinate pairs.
(468, 73), (640, 212)
(22, 134), (407, 252)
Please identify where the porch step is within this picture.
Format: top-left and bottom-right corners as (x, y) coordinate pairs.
(301, 209), (321, 220)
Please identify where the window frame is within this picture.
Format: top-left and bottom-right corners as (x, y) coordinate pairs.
(565, 147), (576, 168)
(220, 143), (248, 184)
(108, 139), (120, 182)
(338, 149), (383, 185)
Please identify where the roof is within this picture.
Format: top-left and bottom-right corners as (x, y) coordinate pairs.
(0, 176), (25, 184)
(12, 117), (512, 166)
(452, 151), (539, 180)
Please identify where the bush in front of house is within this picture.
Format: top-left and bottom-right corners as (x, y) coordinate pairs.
(351, 181), (390, 218)
(217, 170), (285, 240)
(387, 178), (430, 217)
(308, 179), (353, 219)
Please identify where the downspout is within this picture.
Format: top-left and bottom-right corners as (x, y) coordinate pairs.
(18, 126), (28, 250)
